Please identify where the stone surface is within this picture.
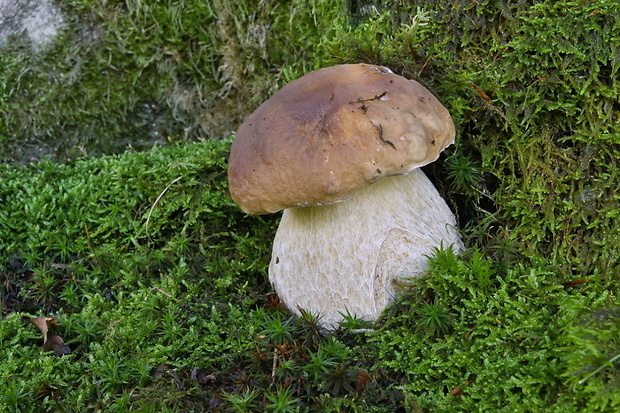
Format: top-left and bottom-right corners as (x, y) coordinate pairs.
(0, 0), (64, 48)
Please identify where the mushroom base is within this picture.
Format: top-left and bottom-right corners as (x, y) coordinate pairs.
(268, 169), (464, 329)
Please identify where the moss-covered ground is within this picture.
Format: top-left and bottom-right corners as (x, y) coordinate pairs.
(1, 0), (619, 411)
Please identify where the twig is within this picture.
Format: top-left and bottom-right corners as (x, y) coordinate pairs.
(145, 176), (182, 237)
(84, 224), (101, 268)
(150, 287), (179, 301)
(579, 353), (620, 384)
(272, 347), (278, 378)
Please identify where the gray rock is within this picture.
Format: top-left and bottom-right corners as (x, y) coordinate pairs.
(0, 0), (64, 48)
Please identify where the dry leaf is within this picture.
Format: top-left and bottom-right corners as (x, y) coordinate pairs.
(31, 316), (71, 356)
(43, 334), (72, 356)
(449, 380), (472, 396)
(155, 363), (174, 378)
(31, 317), (55, 344)
(449, 385), (464, 396)
(356, 369), (372, 393)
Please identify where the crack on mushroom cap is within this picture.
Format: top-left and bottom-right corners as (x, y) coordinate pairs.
(228, 63), (455, 215)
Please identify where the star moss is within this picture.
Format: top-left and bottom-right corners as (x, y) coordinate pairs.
(1, 0), (619, 411)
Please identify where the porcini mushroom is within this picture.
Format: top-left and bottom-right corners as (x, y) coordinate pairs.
(228, 63), (463, 328)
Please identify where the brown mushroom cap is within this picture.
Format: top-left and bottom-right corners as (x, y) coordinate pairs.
(228, 63), (455, 214)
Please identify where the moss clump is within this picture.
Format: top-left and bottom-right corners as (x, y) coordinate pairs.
(375, 247), (619, 412)
(1, 143), (617, 412)
(1, 138), (275, 312)
(1, 0), (619, 411)
(324, 0), (620, 278)
(0, 0), (349, 161)
(0, 139), (278, 411)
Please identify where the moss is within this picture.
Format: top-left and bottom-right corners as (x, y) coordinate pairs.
(326, 0), (620, 278)
(1, 143), (617, 411)
(374, 247), (619, 412)
(1, 0), (619, 411)
(0, 139), (279, 411)
(0, 0), (349, 161)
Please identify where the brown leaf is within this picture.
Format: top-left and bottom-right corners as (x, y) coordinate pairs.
(449, 380), (473, 396)
(31, 317), (55, 344)
(43, 335), (72, 356)
(31, 317), (70, 356)
(356, 369), (372, 393)
(562, 278), (591, 287)
(449, 385), (464, 396)
(155, 363), (174, 378)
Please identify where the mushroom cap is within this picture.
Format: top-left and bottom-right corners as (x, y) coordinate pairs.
(228, 63), (455, 214)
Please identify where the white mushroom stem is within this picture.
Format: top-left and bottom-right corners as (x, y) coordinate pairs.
(269, 168), (464, 329)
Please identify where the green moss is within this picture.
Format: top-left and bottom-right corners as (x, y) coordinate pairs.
(1, 0), (619, 411)
(326, 0), (620, 278)
(373, 247), (619, 412)
(0, 0), (348, 160)
(0, 139), (278, 411)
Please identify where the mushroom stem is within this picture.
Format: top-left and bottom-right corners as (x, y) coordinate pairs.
(269, 168), (463, 329)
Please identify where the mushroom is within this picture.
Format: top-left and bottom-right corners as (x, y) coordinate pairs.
(228, 63), (463, 328)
